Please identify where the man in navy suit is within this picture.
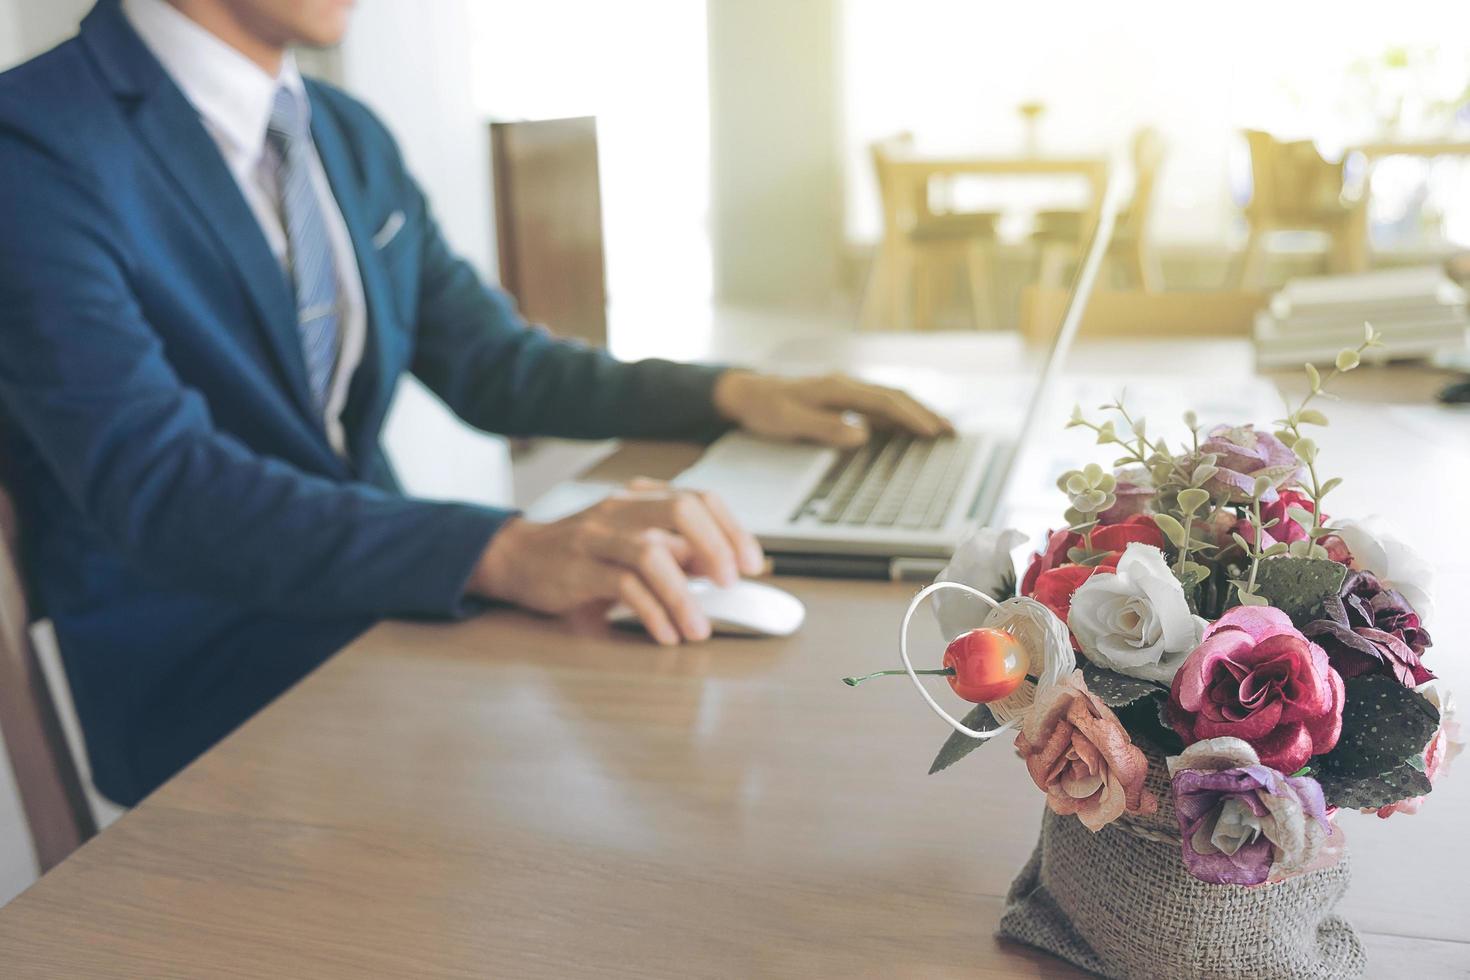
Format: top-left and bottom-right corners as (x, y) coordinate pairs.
(0, 0), (948, 805)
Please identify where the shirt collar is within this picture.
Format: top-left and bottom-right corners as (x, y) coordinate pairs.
(121, 0), (309, 163)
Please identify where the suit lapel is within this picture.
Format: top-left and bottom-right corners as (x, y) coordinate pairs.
(80, 1), (324, 437)
(129, 98), (322, 426)
(306, 86), (400, 468)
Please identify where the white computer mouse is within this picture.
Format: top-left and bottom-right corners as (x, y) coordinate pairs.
(607, 578), (806, 638)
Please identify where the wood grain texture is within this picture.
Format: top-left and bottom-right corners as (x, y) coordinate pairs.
(0, 343), (1465, 977)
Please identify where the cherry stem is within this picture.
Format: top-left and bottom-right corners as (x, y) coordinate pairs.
(842, 669), (1042, 687)
(843, 668), (954, 686)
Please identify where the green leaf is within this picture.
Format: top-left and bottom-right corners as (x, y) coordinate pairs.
(1316, 763), (1432, 811)
(1079, 660), (1164, 707)
(1176, 561), (1211, 588)
(1152, 513), (1188, 549)
(1336, 349), (1360, 372)
(929, 703), (1001, 775)
(1305, 362), (1322, 393)
(1319, 477), (1342, 498)
(1176, 488), (1209, 514)
(1297, 409), (1329, 426)
(1250, 557), (1347, 626)
(1190, 464), (1219, 487)
(1318, 675), (1440, 780)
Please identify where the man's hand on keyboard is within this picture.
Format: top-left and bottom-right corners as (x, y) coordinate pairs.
(712, 371), (954, 448)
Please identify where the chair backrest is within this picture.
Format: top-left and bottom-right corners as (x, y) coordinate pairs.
(1242, 129), (1345, 223)
(0, 478), (95, 872)
(1120, 127), (1165, 240)
(869, 131), (920, 236)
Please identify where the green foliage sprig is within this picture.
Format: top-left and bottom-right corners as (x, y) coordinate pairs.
(1272, 323), (1385, 541)
(1062, 324), (1384, 607)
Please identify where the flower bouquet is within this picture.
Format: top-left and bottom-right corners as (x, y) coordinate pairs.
(843, 328), (1459, 980)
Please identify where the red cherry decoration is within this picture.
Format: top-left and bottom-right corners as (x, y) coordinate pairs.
(942, 627), (1027, 703)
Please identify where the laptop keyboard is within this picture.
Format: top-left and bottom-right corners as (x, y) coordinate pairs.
(789, 432), (981, 530)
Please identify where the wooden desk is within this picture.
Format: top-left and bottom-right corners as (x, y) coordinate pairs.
(1, 345), (1467, 977)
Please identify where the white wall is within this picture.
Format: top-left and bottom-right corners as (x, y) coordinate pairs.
(324, 0), (514, 509)
(707, 0), (845, 308)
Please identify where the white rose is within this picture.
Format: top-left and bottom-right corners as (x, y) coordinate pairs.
(1329, 516), (1435, 626)
(1067, 542), (1206, 683)
(933, 527), (1026, 639)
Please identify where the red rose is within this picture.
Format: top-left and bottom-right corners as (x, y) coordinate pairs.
(1030, 560), (1119, 635)
(1090, 514), (1165, 553)
(1168, 606), (1345, 773)
(1020, 528), (1081, 596)
(1252, 489), (1318, 546)
(1020, 515), (1162, 597)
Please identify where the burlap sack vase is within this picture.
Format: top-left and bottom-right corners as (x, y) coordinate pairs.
(997, 756), (1367, 979)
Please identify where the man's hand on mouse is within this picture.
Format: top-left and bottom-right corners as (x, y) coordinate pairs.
(470, 479), (764, 645)
(713, 370), (954, 448)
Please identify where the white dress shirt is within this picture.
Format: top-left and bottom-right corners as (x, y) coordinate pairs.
(123, 0), (367, 456)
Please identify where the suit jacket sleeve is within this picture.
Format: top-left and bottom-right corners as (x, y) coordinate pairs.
(0, 138), (503, 620)
(396, 153), (733, 441)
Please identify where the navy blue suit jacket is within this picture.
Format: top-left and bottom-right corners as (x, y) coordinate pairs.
(0, 1), (727, 805)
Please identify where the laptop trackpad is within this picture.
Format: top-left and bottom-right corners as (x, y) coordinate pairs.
(673, 433), (835, 528)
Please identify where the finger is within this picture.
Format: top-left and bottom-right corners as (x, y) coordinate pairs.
(821, 378), (947, 437)
(701, 496), (763, 577)
(694, 490), (765, 576)
(614, 571), (680, 646)
(589, 529), (711, 641)
(611, 494), (742, 587)
(626, 476), (667, 492)
(781, 402), (870, 447)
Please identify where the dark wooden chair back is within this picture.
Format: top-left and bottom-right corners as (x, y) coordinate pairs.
(0, 479), (95, 872)
(491, 116), (608, 347)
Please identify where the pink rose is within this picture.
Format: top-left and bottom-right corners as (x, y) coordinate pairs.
(1168, 607), (1345, 773)
(1194, 425), (1302, 503)
(1015, 669), (1159, 831)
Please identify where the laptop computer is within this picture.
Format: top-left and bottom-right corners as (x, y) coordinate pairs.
(669, 173), (1123, 580)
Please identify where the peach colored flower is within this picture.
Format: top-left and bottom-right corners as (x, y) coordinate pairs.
(1014, 669), (1159, 830)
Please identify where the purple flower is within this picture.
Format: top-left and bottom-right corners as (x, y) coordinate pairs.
(1096, 467), (1154, 524)
(1193, 425), (1302, 503)
(1304, 569), (1434, 687)
(1169, 738), (1333, 886)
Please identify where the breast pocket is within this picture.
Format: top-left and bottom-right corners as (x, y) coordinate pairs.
(369, 209), (420, 327)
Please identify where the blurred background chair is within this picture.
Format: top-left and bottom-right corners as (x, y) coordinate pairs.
(1032, 127), (1166, 292)
(0, 478), (95, 873)
(861, 133), (1001, 331)
(1235, 129), (1366, 287)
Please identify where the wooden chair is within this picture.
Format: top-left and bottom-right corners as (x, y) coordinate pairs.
(861, 133), (1001, 331)
(0, 478), (96, 873)
(1033, 127), (1165, 292)
(1235, 129), (1366, 287)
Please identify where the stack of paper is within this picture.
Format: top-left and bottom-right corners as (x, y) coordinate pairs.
(1253, 266), (1470, 368)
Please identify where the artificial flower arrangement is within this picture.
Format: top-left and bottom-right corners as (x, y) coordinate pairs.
(844, 326), (1459, 979)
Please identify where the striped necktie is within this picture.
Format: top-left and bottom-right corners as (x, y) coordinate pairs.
(265, 86), (341, 412)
